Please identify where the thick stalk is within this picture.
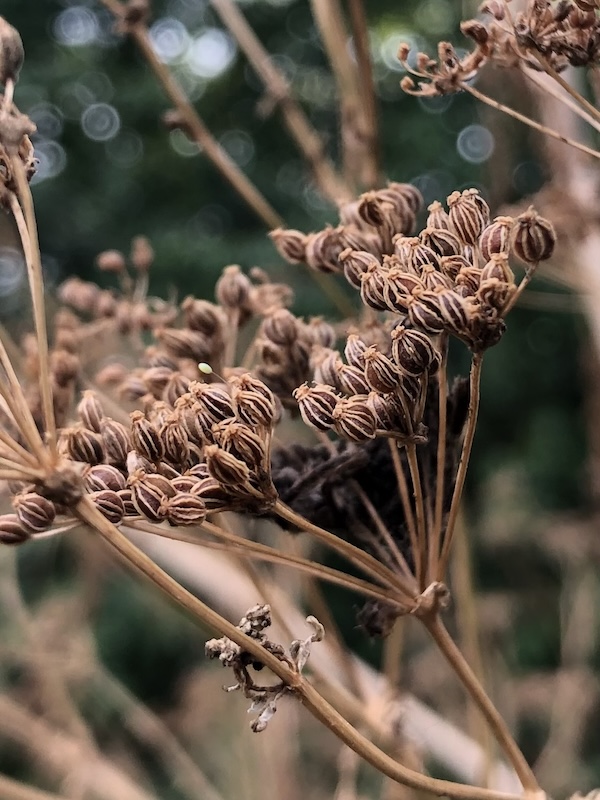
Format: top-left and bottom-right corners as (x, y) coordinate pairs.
(0, 775), (67, 800)
(437, 355), (483, 581)
(423, 615), (540, 795)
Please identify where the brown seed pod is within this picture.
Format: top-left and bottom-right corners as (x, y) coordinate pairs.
(311, 347), (344, 390)
(159, 416), (190, 466)
(386, 182), (424, 215)
(269, 228), (308, 264)
(130, 410), (164, 463)
(462, 189), (490, 227)
(90, 490), (125, 525)
(338, 364), (371, 395)
(262, 309), (299, 345)
(175, 399), (215, 446)
(190, 382), (235, 423)
(205, 445), (251, 486)
(404, 238), (441, 272)
(391, 326), (440, 377)
(305, 226), (345, 273)
(130, 236), (154, 273)
(421, 264), (453, 292)
(84, 464), (127, 493)
(481, 253), (515, 285)
(344, 334), (368, 369)
(440, 254), (471, 281)
(13, 492), (56, 533)
(420, 227), (463, 258)
(293, 383), (338, 431)
(230, 373), (278, 427)
(479, 216), (514, 261)
(77, 390), (104, 433)
(143, 366), (175, 398)
(477, 278), (516, 310)
(212, 419), (267, 471)
(339, 247), (381, 289)
(332, 395), (377, 441)
(303, 317), (337, 349)
(96, 249), (126, 273)
(171, 476), (197, 493)
(156, 328), (213, 362)
(0, 513), (30, 545)
(191, 477), (232, 510)
(511, 206), (556, 263)
(436, 290), (472, 335)
(447, 190), (487, 245)
(101, 418), (132, 467)
(426, 200), (451, 230)
(161, 492), (207, 526)
(129, 470), (176, 522)
(456, 266), (483, 296)
(367, 391), (409, 434)
(63, 426), (105, 465)
(360, 263), (390, 311)
(215, 265), (252, 309)
(407, 293), (446, 334)
(358, 191), (388, 227)
(0, 17), (25, 86)
(181, 297), (225, 336)
(363, 346), (402, 393)
(163, 372), (192, 407)
(117, 488), (137, 517)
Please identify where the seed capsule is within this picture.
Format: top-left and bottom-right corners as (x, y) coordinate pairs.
(101, 418), (132, 467)
(181, 297), (225, 335)
(230, 373), (278, 427)
(367, 391), (409, 434)
(163, 373), (191, 407)
(305, 226), (345, 273)
(437, 290), (473, 335)
(129, 471), (176, 522)
(191, 477), (232, 510)
(420, 227), (463, 258)
(511, 207), (556, 263)
(0, 514), (30, 545)
(339, 249), (380, 290)
(269, 228), (308, 264)
(447, 190), (486, 245)
(479, 216), (514, 261)
(481, 253), (515, 285)
(363, 346), (402, 393)
(440, 254), (471, 281)
(130, 410), (164, 463)
(161, 492), (207, 526)
(262, 309), (299, 346)
(77, 390), (104, 433)
(212, 420), (267, 472)
(421, 264), (453, 292)
(14, 492), (56, 533)
(156, 328), (213, 362)
(407, 293), (446, 334)
(311, 347), (344, 390)
(338, 365), (371, 395)
(344, 334), (368, 369)
(190, 382), (235, 423)
(63, 426), (105, 465)
(456, 266), (483, 296)
(386, 182), (423, 215)
(117, 489), (137, 517)
(90, 490), (125, 525)
(159, 416), (189, 466)
(216, 265), (252, 309)
(360, 264), (389, 311)
(426, 200), (451, 230)
(391, 327), (440, 376)
(205, 445), (251, 486)
(332, 395), (377, 441)
(293, 383), (338, 431)
(383, 268), (424, 312)
(477, 278), (516, 310)
(84, 464), (127, 493)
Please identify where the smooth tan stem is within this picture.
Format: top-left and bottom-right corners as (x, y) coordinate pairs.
(388, 440), (418, 572)
(430, 345), (448, 580)
(437, 355), (483, 581)
(534, 54), (600, 129)
(0, 774), (68, 800)
(405, 444), (427, 591)
(423, 615), (540, 795)
(461, 83), (600, 161)
(502, 265), (538, 316)
(10, 162), (57, 457)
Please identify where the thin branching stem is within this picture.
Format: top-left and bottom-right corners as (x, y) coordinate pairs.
(0, 342), (48, 464)
(461, 82), (600, 161)
(437, 354), (483, 581)
(0, 773), (68, 800)
(503, 263), (539, 316)
(533, 54), (600, 128)
(430, 340), (448, 581)
(9, 163), (57, 457)
(388, 440), (418, 573)
(423, 614), (540, 795)
(405, 444), (427, 591)
(522, 66), (600, 136)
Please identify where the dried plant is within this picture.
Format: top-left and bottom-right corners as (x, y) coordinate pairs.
(1, 2), (598, 800)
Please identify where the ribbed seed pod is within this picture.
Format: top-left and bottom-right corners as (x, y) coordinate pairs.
(338, 364), (371, 395)
(84, 464), (127, 493)
(77, 390), (104, 433)
(117, 489), (137, 517)
(63, 427), (105, 465)
(161, 492), (207, 526)
(436, 290), (472, 334)
(181, 297), (225, 335)
(391, 327), (440, 376)
(0, 514), (30, 545)
(14, 493), (56, 533)
(420, 227), (463, 258)
(269, 228), (308, 264)
(404, 239), (441, 272)
(456, 266), (483, 296)
(386, 182), (423, 215)
(175, 399), (214, 446)
(191, 477), (232, 510)
(480, 216), (514, 261)
(462, 189), (490, 227)
(302, 317), (336, 349)
(375, 187), (416, 234)
(90, 490), (125, 525)
(205, 445), (251, 486)
(230, 373), (277, 427)
(143, 366), (174, 397)
(171, 476), (197, 493)
(293, 383), (338, 431)
(332, 395), (377, 441)
(101, 418), (132, 467)
(129, 471), (176, 522)
(159, 416), (189, 466)
(426, 200), (451, 230)
(383, 268), (425, 312)
(156, 328), (213, 362)
(163, 372), (191, 407)
(130, 410), (164, 463)
(216, 265), (252, 309)
(358, 192), (388, 227)
(421, 264), (453, 292)
(311, 347), (344, 389)
(212, 420), (267, 472)
(447, 190), (486, 245)
(477, 278), (516, 310)
(360, 264), (389, 311)
(440, 254), (471, 281)
(186, 463), (211, 480)
(190, 382), (235, 423)
(126, 451), (155, 476)
(262, 309), (299, 345)
(305, 226), (345, 273)
(481, 253), (515, 284)
(363, 346), (402, 393)
(344, 334), (368, 369)
(339, 247), (381, 289)
(407, 293), (446, 334)
(511, 207), (556, 263)
(367, 391), (409, 434)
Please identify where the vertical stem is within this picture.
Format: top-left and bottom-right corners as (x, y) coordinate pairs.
(405, 444), (427, 591)
(430, 343), (448, 580)
(423, 615), (540, 794)
(388, 439), (418, 571)
(437, 354), (483, 581)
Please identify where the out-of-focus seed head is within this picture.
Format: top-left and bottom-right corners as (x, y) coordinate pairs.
(305, 227), (345, 273)
(511, 206), (556, 263)
(427, 200), (451, 230)
(332, 395), (377, 441)
(344, 333), (368, 369)
(386, 181), (424, 215)
(479, 216), (514, 261)
(62, 426), (105, 465)
(13, 492), (56, 533)
(90, 490), (125, 525)
(205, 445), (251, 486)
(447, 190), (487, 245)
(293, 382), (338, 431)
(311, 347), (344, 390)
(161, 492), (207, 526)
(460, 19), (489, 45)
(162, 372), (191, 407)
(130, 235), (154, 273)
(156, 328), (213, 363)
(479, 0), (505, 19)
(77, 390), (104, 433)
(391, 326), (440, 377)
(0, 17), (24, 86)
(481, 253), (515, 285)
(303, 317), (337, 349)
(0, 513), (30, 545)
(50, 350), (80, 388)
(181, 297), (225, 336)
(100, 418), (132, 467)
(216, 265), (252, 309)
(95, 362), (128, 388)
(84, 464), (127, 493)
(96, 249), (126, 273)
(363, 346), (402, 393)
(262, 309), (299, 346)
(269, 228), (307, 264)
(339, 248), (380, 290)
(143, 366), (174, 397)
(130, 410), (164, 463)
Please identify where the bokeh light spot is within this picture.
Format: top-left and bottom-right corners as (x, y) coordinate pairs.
(53, 7), (99, 47)
(81, 103), (121, 142)
(186, 28), (236, 79)
(150, 17), (190, 63)
(457, 124), (495, 164)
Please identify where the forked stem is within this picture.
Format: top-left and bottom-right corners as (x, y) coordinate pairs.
(437, 354), (483, 581)
(423, 614), (540, 795)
